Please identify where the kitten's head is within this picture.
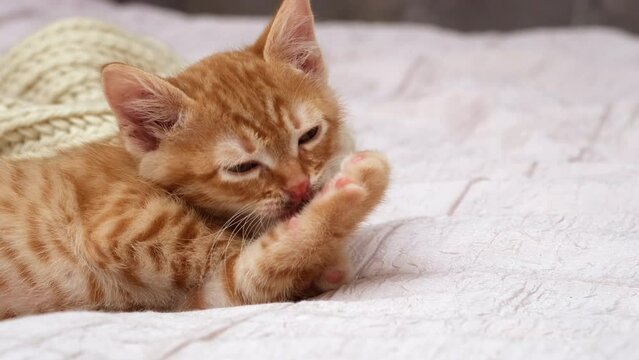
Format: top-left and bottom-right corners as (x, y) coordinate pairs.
(102, 0), (353, 221)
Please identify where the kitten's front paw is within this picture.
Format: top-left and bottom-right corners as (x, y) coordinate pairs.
(313, 171), (368, 213)
(340, 151), (390, 197)
(308, 151), (390, 227)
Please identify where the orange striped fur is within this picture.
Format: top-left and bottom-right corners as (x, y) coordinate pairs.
(0, 0), (389, 319)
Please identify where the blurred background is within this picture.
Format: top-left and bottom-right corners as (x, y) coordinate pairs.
(115, 0), (639, 33)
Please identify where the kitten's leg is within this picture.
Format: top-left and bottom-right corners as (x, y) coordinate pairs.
(211, 151), (389, 305)
(313, 247), (352, 292)
(312, 152), (391, 292)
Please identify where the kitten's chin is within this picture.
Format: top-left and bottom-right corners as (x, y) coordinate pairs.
(235, 181), (326, 224)
(267, 204), (303, 222)
(276, 186), (322, 221)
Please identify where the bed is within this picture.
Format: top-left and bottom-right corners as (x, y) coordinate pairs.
(1, 0), (638, 359)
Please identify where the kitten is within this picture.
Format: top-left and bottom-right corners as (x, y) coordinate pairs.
(0, 0), (389, 318)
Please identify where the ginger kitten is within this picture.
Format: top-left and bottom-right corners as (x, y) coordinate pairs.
(0, 0), (389, 318)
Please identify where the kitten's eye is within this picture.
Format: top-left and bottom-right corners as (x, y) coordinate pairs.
(226, 161), (260, 174)
(298, 126), (320, 146)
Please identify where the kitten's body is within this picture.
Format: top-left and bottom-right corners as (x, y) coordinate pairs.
(0, 0), (389, 319)
(0, 144), (215, 316)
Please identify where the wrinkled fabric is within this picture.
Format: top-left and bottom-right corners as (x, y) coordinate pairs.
(1, 1), (638, 359)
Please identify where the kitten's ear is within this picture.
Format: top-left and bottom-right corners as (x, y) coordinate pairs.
(101, 63), (191, 155)
(256, 0), (325, 79)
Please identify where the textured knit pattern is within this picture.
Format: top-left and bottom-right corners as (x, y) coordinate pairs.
(0, 18), (182, 158)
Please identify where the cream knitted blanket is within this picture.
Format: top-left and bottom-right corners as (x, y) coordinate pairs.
(0, 18), (182, 159)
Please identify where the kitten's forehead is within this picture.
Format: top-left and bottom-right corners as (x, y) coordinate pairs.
(272, 100), (322, 131)
(213, 100), (323, 163)
(291, 102), (323, 129)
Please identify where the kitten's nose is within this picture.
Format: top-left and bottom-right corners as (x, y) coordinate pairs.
(287, 179), (310, 202)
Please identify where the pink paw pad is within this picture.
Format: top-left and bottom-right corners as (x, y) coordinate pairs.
(324, 269), (345, 284)
(334, 177), (353, 189)
(350, 154), (366, 164)
(286, 215), (299, 229)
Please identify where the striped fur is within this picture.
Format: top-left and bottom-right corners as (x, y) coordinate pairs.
(0, 0), (390, 319)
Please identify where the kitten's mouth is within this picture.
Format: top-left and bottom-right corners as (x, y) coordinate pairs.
(280, 187), (319, 220)
(281, 199), (309, 220)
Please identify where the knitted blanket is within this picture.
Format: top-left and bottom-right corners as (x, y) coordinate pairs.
(0, 18), (182, 159)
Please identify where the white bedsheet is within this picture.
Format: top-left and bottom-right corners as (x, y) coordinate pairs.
(1, 1), (638, 359)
